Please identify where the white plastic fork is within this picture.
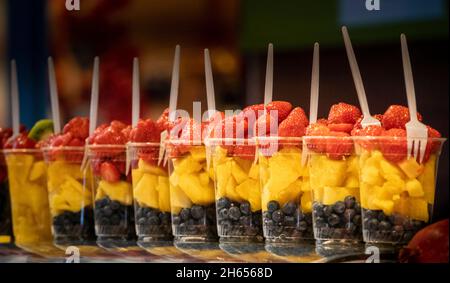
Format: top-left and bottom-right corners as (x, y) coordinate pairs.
(342, 26), (381, 128)
(401, 34), (428, 163)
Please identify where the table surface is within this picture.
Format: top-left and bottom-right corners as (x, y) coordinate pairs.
(0, 240), (399, 263)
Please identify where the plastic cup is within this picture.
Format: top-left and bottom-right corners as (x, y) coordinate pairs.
(0, 150), (13, 244)
(354, 136), (446, 246)
(207, 138), (263, 242)
(127, 142), (173, 242)
(166, 140), (217, 242)
(303, 136), (363, 247)
(257, 137), (313, 243)
(42, 146), (95, 244)
(87, 145), (135, 241)
(3, 149), (52, 246)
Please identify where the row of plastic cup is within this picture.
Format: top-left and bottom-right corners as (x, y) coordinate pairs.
(0, 135), (445, 250)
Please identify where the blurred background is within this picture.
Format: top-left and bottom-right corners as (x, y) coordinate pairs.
(0, 0), (448, 218)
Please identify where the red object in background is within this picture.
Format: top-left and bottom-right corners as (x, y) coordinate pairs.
(399, 219), (449, 263)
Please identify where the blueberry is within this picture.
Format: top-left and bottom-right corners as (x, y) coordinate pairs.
(159, 213), (171, 225)
(99, 217), (110, 225)
(298, 221), (308, 231)
(239, 216), (251, 226)
(146, 210), (158, 219)
(328, 214), (340, 227)
(365, 209), (378, 219)
(220, 219), (232, 229)
(282, 201), (297, 216)
(333, 201), (346, 214)
(345, 222), (357, 233)
(179, 208), (191, 221)
(98, 198), (109, 208)
(218, 208), (229, 220)
(379, 221), (391, 231)
(217, 197), (230, 210)
(229, 206), (241, 221)
(271, 210), (284, 223)
(354, 203), (361, 214)
(206, 206), (216, 220)
(297, 211), (305, 221)
(367, 219), (379, 231)
(147, 216), (160, 225)
(240, 202), (251, 216)
(344, 209), (356, 221)
(402, 219), (414, 230)
(267, 201), (280, 213)
(264, 219), (274, 227)
(315, 217), (326, 228)
(377, 212), (387, 222)
(262, 211), (271, 220)
(403, 231), (413, 241)
(103, 206), (113, 217)
(344, 196), (356, 209)
(190, 205), (205, 220)
(313, 203), (325, 217)
(323, 206), (334, 217)
(186, 219), (195, 226)
(172, 216), (181, 225)
(110, 214), (121, 225)
(110, 201), (121, 211)
(284, 216), (296, 226)
(352, 214), (362, 226)
(305, 214), (312, 225)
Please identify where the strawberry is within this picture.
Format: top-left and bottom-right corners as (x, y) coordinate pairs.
(3, 133), (36, 149)
(212, 115), (248, 139)
(328, 103), (362, 124)
(352, 114), (383, 133)
(156, 108), (170, 132)
(254, 113), (278, 137)
(63, 117), (89, 139)
(179, 118), (203, 142)
(129, 119), (160, 143)
(422, 126), (442, 163)
(305, 123), (330, 153)
(89, 121), (130, 145)
(204, 111), (225, 138)
(242, 104), (266, 120)
(279, 107), (308, 137)
(317, 118), (329, 125)
(266, 101), (293, 123)
(51, 132), (73, 147)
(379, 128), (407, 163)
(328, 123), (354, 134)
(326, 131), (353, 160)
(352, 125), (385, 151)
(382, 105), (423, 130)
(100, 161), (120, 182)
(233, 144), (256, 160)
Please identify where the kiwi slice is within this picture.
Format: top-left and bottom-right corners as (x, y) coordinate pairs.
(28, 119), (54, 141)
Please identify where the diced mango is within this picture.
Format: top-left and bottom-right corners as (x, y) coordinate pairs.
(344, 175), (359, 188)
(405, 179), (424, 197)
(225, 176), (242, 202)
(268, 153), (302, 190)
(6, 154), (34, 183)
(235, 179), (259, 204)
(190, 147), (206, 161)
(199, 172), (210, 186)
(213, 146), (229, 164)
(365, 150), (383, 168)
(399, 158), (424, 179)
(374, 185), (393, 201)
(301, 178), (311, 192)
(247, 184), (261, 211)
(215, 160), (232, 197)
(132, 168), (144, 185)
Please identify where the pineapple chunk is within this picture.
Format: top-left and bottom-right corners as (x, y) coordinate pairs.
(225, 177), (242, 202)
(365, 150), (383, 167)
(361, 166), (384, 186)
(301, 178), (311, 192)
(399, 158), (424, 179)
(234, 157), (253, 173)
(418, 155), (436, 204)
(322, 186), (359, 205)
(28, 183), (50, 214)
(247, 184), (261, 211)
(170, 185), (192, 214)
(169, 172), (180, 187)
(408, 198), (429, 222)
(29, 161), (47, 181)
(382, 178), (405, 195)
(134, 174), (159, 209)
(393, 193), (410, 216)
(235, 179), (259, 204)
(344, 175), (359, 188)
(300, 191), (312, 213)
(213, 146), (229, 164)
(379, 159), (404, 179)
(215, 160), (232, 197)
(309, 155), (347, 187)
(98, 180), (133, 205)
(313, 186), (324, 203)
(405, 179), (424, 197)
(360, 182), (375, 209)
(189, 147), (206, 161)
(138, 159), (167, 176)
(231, 161), (248, 184)
(132, 168), (144, 185)
(372, 199), (394, 215)
(374, 185), (393, 200)
(157, 176), (171, 212)
(268, 153), (302, 190)
(6, 154), (34, 183)
(248, 164), (260, 180)
(173, 155), (202, 174)
(178, 173), (215, 205)
(199, 172), (210, 186)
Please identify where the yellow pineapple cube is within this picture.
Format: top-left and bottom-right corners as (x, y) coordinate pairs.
(301, 191), (312, 213)
(399, 158), (424, 179)
(189, 147), (206, 161)
(247, 184), (261, 211)
(418, 155), (436, 204)
(157, 176), (171, 212)
(248, 164), (260, 180)
(372, 198), (394, 215)
(225, 176), (242, 202)
(301, 178), (311, 192)
(215, 160), (232, 197)
(231, 161), (248, 184)
(309, 155), (347, 187)
(361, 166), (384, 186)
(98, 180), (133, 205)
(379, 159), (404, 179)
(322, 186), (359, 205)
(170, 185), (192, 214)
(29, 161), (47, 181)
(409, 198), (429, 222)
(138, 159), (167, 176)
(344, 175), (359, 188)
(178, 173), (215, 205)
(405, 179), (424, 197)
(132, 168), (144, 185)
(134, 174), (159, 209)
(173, 155), (202, 174)
(382, 178), (405, 195)
(268, 153), (302, 190)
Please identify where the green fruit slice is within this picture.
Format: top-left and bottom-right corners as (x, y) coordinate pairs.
(28, 119), (54, 141)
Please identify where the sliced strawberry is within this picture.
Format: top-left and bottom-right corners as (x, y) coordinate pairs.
(305, 123), (330, 153)
(279, 107), (308, 137)
(422, 126), (442, 163)
(266, 101), (293, 123)
(380, 128), (407, 163)
(100, 161), (121, 182)
(326, 131), (353, 160)
(328, 123), (354, 134)
(328, 103), (362, 124)
(382, 105), (423, 130)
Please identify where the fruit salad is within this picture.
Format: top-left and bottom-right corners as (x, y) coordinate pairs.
(128, 111), (173, 241)
(207, 111), (263, 242)
(255, 102), (314, 242)
(87, 121), (135, 240)
(2, 121), (53, 246)
(0, 127), (15, 244)
(42, 117), (95, 243)
(167, 118), (217, 241)
(304, 103), (363, 243)
(352, 105), (445, 244)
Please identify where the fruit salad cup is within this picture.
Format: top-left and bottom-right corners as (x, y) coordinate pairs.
(304, 136), (363, 245)
(258, 137), (313, 243)
(167, 140), (217, 242)
(87, 145), (135, 241)
(128, 142), (172, 242)
(42, 146), (95, 244)
(354, 136), (446, 245)
(3, 149), (52, 246)
(0, 151), (13, 244)
(207, 138), (263, 242)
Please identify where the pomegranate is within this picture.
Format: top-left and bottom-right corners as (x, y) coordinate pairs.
(399, 219), (449, 263)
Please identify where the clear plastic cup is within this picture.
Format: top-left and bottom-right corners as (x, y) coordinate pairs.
(87, 145), (135, 241)
(354, 136), (446, 245)
(303, 136), (363, 246)
(207, 138), (263, 242)
(3, 149), (52, 246)
(0, 150), (13, 244)
(166, 140), (217, 242)
(127, 142), (173, 242)
(257, 137), (313, 243)
(42, 146), (95, 244)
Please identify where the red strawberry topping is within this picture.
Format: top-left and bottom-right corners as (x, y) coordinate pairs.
(328, 103), (362, 124)
(100, 161), (121, 182)
(382, 105), (423, 130)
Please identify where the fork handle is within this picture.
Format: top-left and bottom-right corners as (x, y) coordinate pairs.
(401, 34), (418, 122)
